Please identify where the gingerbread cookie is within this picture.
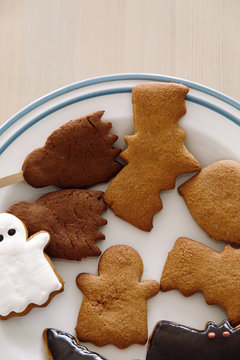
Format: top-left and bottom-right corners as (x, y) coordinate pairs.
(104, 83), (201, 231)
(178, 160), (240, 244)
(22, 111), (122, 188)
(0, 213), (63, 319)
(160, 237), (240, 326)
(43, 328), (107, 360)
(75, 245), (160, 348)
(7, 189), (107, 260)
(147, 320), (240, 360)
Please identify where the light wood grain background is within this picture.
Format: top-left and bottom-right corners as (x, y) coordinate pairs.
(0, 0), (239, 125)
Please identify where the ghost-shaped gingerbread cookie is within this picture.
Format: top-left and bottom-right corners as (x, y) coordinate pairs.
(0, 213), (63, 319)
(75, 245), (160, 349)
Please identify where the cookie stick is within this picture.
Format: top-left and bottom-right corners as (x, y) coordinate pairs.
(0, 172), (24, 188)
(104, 83), (201, 231)
(0, 111), (121, 189)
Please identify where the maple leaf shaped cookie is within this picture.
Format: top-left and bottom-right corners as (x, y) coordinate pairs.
(104, 83), (201, 231)
(161, 237), (240, 327)
(22, 111), (122, 188)
(7, 189), (107, 260)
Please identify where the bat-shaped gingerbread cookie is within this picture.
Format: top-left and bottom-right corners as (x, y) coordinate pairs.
(160, 237), (240, 326)
(147, 320), (240, 360)
(104, 83), (201, 231)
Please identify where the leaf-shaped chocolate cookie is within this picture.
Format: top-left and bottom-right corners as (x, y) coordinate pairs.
(22, 111), (122, 188)
(7, 189), (107, 260)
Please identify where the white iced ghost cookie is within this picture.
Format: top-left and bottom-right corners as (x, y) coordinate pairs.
(0, 213), (64, 319)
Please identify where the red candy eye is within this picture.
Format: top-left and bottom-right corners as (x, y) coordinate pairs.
(222, 331), (230, 337)
(208, 332), (216, 339)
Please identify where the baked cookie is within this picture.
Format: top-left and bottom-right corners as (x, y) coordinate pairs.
(104, 83), (201, 231)
(147, 320), (240, 360)
(75, 245), (160, 348)
(179, 160), (240, 244)
(160, 237), (240, 326)
(22, 111), (122, 188)
(43, 328), (107, 360)
(0, 213), (63, 319)
(7, 189), (107, 260)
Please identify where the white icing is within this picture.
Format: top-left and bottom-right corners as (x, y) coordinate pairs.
(0, 213), (62, 316)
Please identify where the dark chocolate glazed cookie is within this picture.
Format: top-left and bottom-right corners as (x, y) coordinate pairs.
(43, 328), (107, 360)
(147, 320), (240, 360)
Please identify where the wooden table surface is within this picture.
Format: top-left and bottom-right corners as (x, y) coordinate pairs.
(0, 0), (239, 125)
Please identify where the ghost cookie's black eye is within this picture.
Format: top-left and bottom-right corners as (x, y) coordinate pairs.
(8, 229), (16, 236)
(0, 235), (4, 241)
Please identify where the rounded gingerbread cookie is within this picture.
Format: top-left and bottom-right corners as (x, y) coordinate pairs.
(179, 160), (240, 244)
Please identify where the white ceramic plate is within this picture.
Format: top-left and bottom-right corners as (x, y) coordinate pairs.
(0, 74), (240, 360)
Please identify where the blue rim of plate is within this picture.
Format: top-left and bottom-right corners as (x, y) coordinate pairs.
(0, 73), (240, 155)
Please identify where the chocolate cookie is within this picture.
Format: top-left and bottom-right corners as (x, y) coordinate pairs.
(43, 328), (107, 360)
(22, 111), (122, 188)
(147, 320), (240, 360)
(7, 189), (107, 260)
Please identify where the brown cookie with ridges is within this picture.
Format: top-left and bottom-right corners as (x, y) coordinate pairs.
(7, 189), (107, 260)
(22, 110), (122, 188)
(178, 160), (240, 244)
(75, 245), (160, 348)
(160, 237), (240, 327)
(104, 83), (201, 231)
